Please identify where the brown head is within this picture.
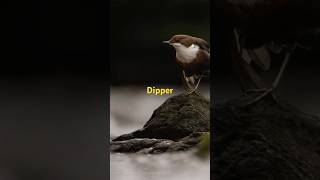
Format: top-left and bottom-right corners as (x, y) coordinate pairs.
(163, 34), (210, 53)
(163, 34), (195, 48)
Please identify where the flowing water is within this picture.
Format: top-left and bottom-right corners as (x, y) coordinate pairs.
(110, 86), (210, 180)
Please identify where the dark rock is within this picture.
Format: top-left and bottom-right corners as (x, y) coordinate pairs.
(212, 94), (320, 180)
(111, 93), (210, 153)
(110, 138), (166, 153)
(110, 132), (206, 154)
(113, 93), (210, 141)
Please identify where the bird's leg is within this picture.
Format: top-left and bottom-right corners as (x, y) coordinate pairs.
(233, 28), (268, 94)
(245, 43), (297, 105)
(185, 75), (203, 95)
(271, 44), (296, 89)
(182, 70), (193, 92)
(194, 76), (203, 91)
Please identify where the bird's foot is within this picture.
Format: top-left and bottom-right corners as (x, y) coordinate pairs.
(185, 89), (199, 96)
(244, 88), (276, 106)
(245, 88), (269, 94)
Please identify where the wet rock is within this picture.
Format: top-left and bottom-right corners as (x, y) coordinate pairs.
(110, 138), (161, 153)
(111, 132), (206, 154)
(111, 93), (210, 153)
(212, 94), (320, 180)
(113, 93), (210, 141)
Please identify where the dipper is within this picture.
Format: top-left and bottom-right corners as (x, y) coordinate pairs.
(163, 34), (210, 93)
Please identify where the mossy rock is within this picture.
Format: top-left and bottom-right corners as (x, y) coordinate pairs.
(213, 94), (320, 180)
(113, 93), (210, 141)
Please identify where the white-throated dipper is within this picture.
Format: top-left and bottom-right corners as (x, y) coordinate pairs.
(215, 0), (320, 104)
(163, 34), (210, 94)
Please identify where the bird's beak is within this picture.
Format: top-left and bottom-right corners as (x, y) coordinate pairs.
(162, 40), (171, 44)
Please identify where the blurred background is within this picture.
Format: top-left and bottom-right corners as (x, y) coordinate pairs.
(110, 0), (210, 85)
(1, 2), (107, 180)
(110, 1), (210, 180)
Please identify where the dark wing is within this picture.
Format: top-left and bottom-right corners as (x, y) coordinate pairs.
(249, 46), (271, 71)
(194, 38), (210, 53)
(242, 46), (271, 71)
(234, 29), (270, 71)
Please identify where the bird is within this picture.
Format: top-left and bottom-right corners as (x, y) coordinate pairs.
(163, 34), (210, 94)
(214, 0), (320, 104)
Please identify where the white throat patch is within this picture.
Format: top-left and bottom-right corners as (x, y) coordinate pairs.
(173, 43), (199, 63)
